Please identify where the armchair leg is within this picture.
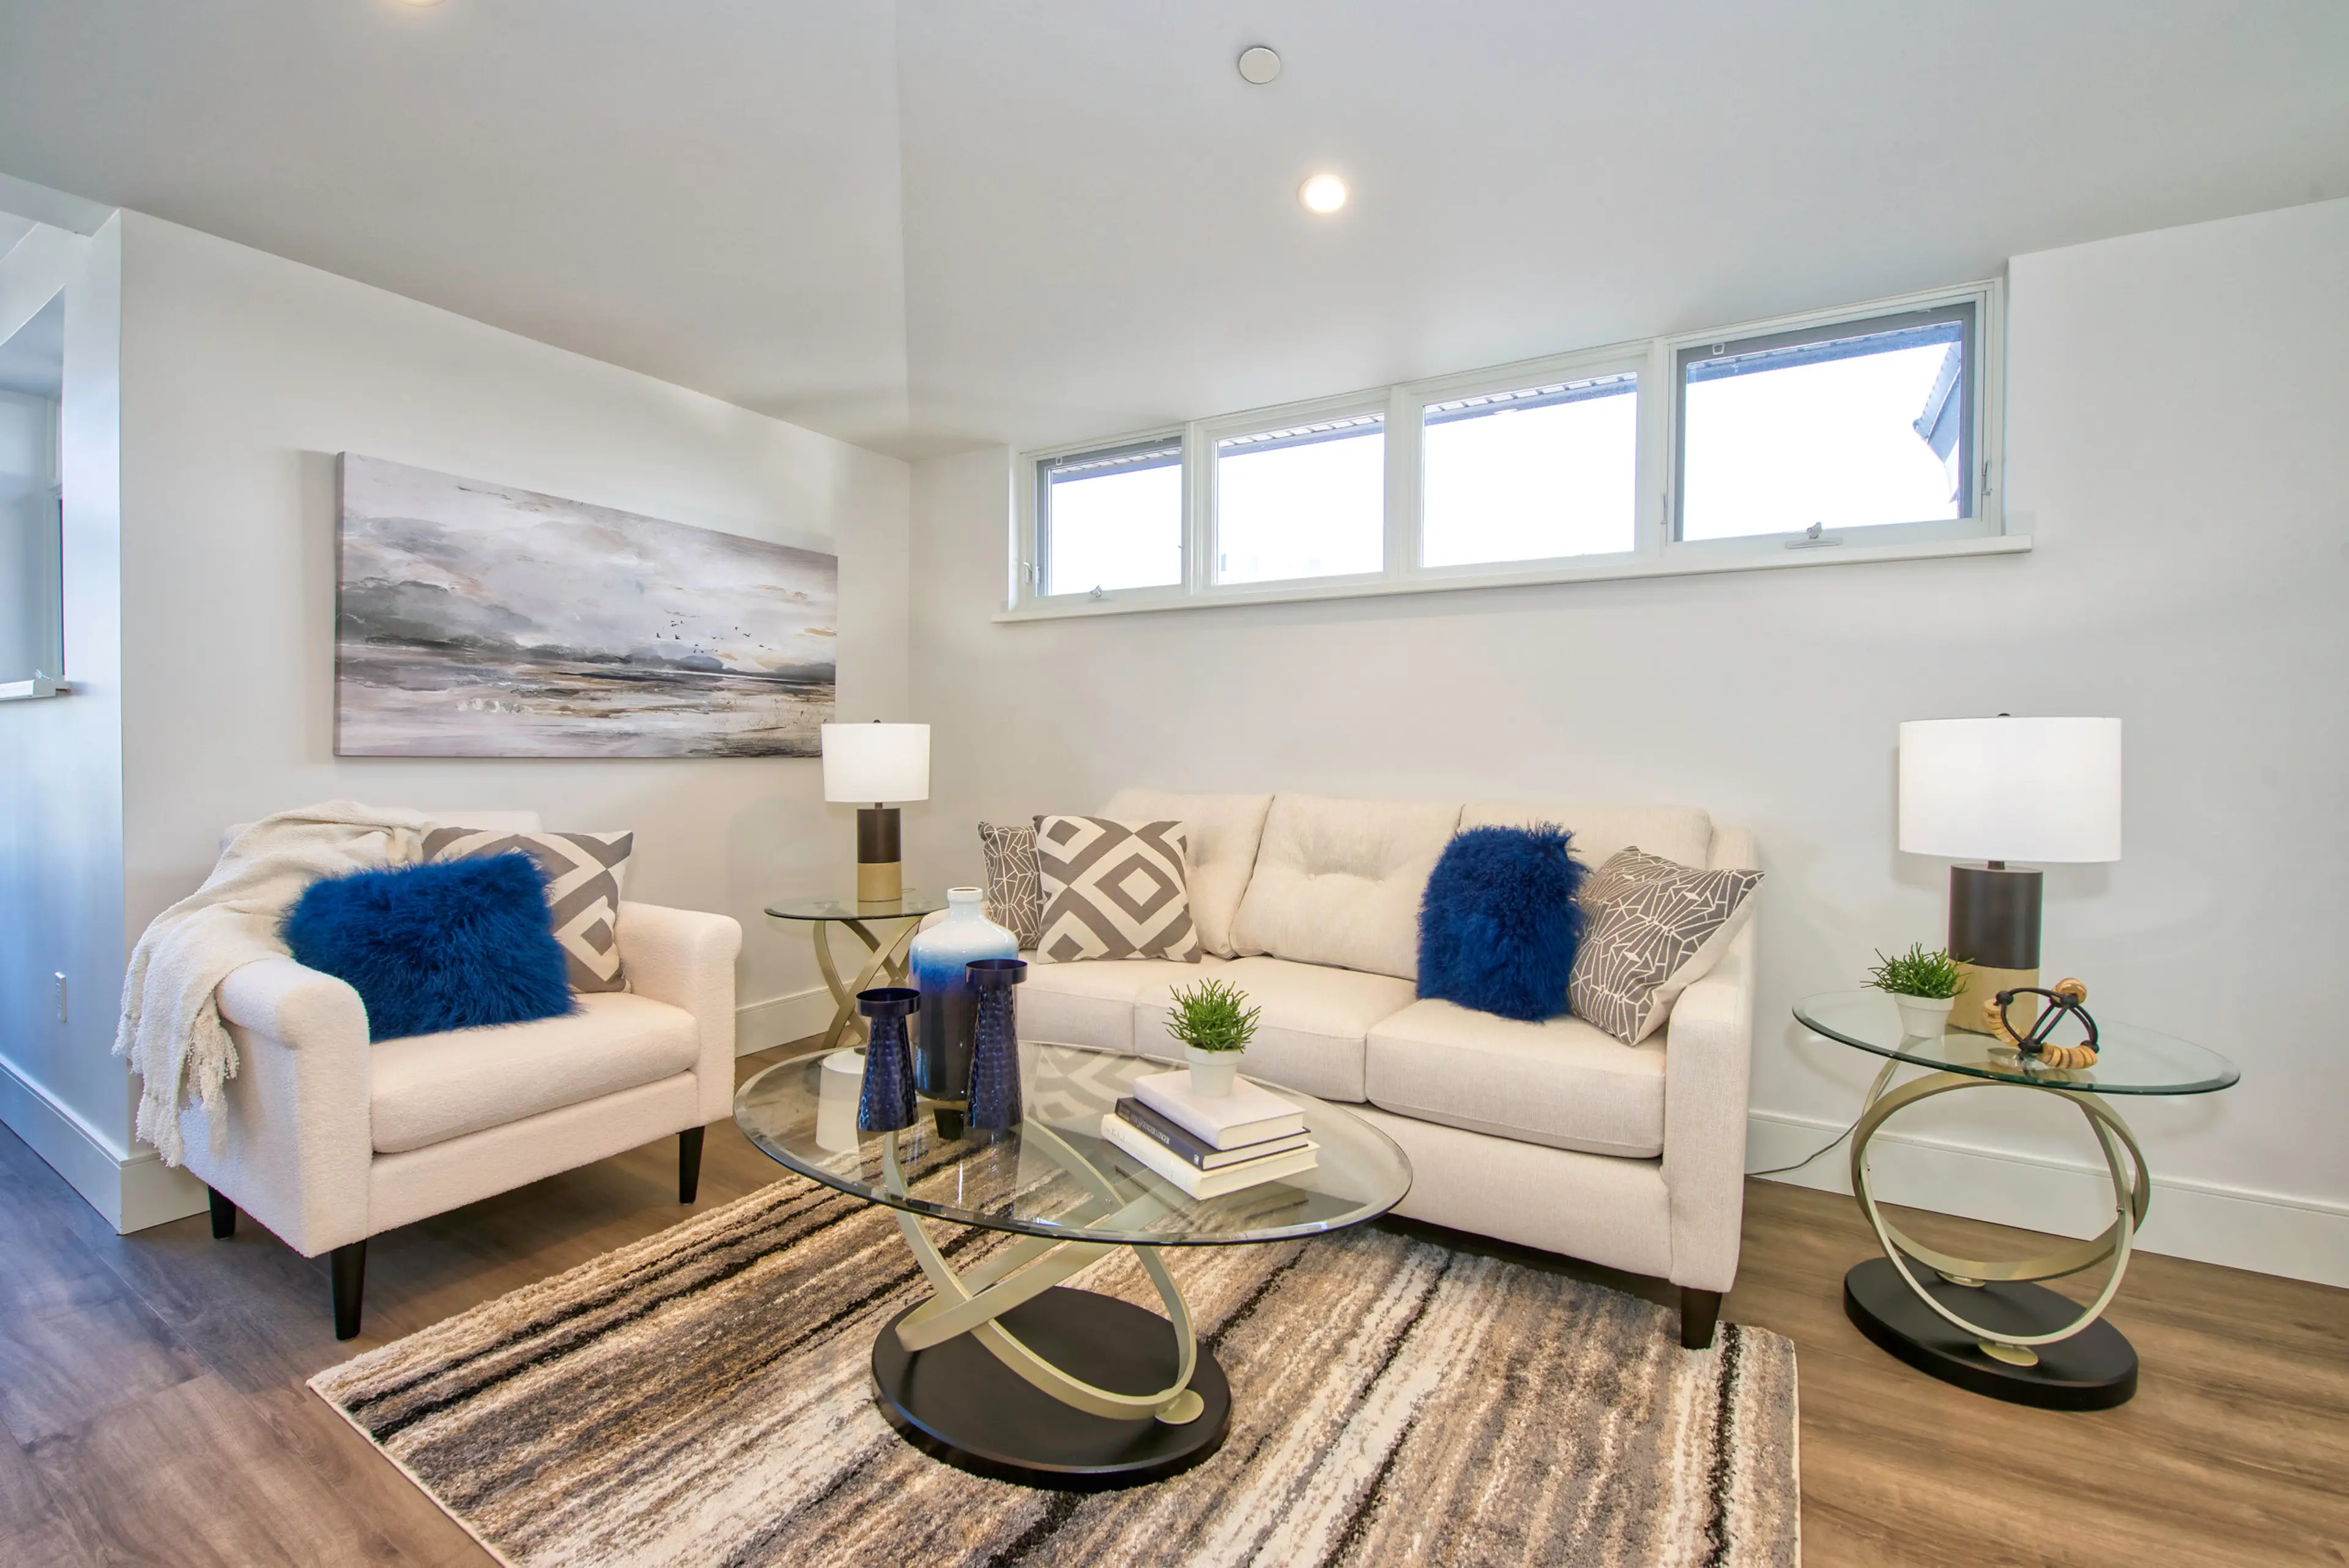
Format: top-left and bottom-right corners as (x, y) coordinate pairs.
(679, 1126), (705, 1205)
(1679, 1287), (1723, 1351)
(331, 1241), (367, 1341)
(207, 1187), (236, 1240)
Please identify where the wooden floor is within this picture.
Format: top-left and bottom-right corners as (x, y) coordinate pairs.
(2, 1043), (2342, 1566)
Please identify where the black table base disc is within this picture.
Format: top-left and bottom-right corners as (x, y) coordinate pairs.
(872, 1286), (1231, 1489)
(1844, 1256), (2138, 1410)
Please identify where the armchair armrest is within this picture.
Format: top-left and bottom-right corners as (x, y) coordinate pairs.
(1660, 921), (1756, 1294)
(617, 901), (743, 1124)
(187, 957), (374, 1256)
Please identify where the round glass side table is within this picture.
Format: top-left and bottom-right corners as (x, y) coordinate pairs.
(1793, 990), (2238, 1410)
(766, 890), (948, 1051)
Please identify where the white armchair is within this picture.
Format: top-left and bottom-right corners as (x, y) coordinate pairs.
(178, 814), (742, 1339)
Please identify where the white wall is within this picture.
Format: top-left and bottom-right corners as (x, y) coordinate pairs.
(114, 212), (911, 1035)
(0, 216), (139, 1224)
(908, 196), (2349, 1285)
(0, 211), (913, 1231)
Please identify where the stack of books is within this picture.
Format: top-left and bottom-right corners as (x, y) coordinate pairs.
(1100, 1069), (1318, 1199)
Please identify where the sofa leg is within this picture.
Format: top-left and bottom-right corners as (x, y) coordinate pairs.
(679, 1126), (705, 1205)
(1679, 1287), (1722, 1351)
(331, 1241), (367, 1341)
(207, 1187), (236, 1240)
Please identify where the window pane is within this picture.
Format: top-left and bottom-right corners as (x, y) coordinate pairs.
(1422, 374), (1637, 567)
(1215, 415), (1384, 584)
(1041, 440), (1181, 596)
(1679, 309), (1970, 541)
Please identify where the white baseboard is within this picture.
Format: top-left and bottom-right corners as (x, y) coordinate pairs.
(735, 987), (839, 1057)
(1748, 1107), (2349, 1289)
(0, 1053), (208, 1235)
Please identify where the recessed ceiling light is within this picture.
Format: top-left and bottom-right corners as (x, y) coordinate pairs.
(1238, 46), (1281, 85)
(1299, 174), (1349, 215)
(394, 0), (445, 7)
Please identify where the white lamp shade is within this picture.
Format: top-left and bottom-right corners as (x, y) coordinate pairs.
(1899, 717), (2121, 863)
(820, 723), (929, 804)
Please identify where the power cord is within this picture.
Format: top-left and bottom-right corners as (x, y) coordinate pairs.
(1748, 1111), (1866, 1178)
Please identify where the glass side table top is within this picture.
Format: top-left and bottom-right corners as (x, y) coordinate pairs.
(765, 890), (947, 922)
(735, 1042), (1413, 1246)
(1794, 989), (2240, 1095)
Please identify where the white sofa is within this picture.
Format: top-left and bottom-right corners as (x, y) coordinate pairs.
(184, 811), (743, 1339)
(1020, 790), (1758, 1349)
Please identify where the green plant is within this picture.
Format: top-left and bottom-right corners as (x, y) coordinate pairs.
(1163, 978), (1261, 1053)
(1866, 943), (1964, 1000)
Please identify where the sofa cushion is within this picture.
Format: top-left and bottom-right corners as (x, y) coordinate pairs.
(1100, 790), (1272, 959)
(1034, 816), (1202, 964)
(1021, 954), (1229, 1053)
(1230, 795), (1463, 980)
(1571, 849), (1764, 1044)
(1135, 956), (1417, 1102)
(1460, 802), (1714, 874)
(370, 992), (699, 1154)
(1365, 998), (1665, 1159)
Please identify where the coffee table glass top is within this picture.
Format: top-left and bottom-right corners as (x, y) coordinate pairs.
(735, 1042), (1412, 1246)
(765, 890), (947, 923)
(1794, 989), (2239, 1095)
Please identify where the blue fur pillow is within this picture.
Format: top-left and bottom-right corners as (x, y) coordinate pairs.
(283, 852), (576, 1042)
(1417, 824), (1588, 1022)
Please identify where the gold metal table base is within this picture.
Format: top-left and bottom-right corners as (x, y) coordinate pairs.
(1850, 1056), (2151, 1354)
(806, 915), (924, 1052)
(881, 1123), (1203, 1425)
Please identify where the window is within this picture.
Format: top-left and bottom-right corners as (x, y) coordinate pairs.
(1675, 303), (1974, 543)
(1214, 414), (1385, 584)
(1035, 437), (1182, 597)
(1013, 280), (2006, 617)
(1422, 373), (1637, 567)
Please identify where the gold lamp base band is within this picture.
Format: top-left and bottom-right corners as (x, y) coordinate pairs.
(1950, 960), (2039, 1036)
(857, 860), (904, 904)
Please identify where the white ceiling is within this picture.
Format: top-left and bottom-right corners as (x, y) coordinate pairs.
(2, 2), (2344, 459)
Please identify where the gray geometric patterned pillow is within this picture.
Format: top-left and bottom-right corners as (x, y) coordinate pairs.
(978, 821), (1044, 948)
(1032, 816), (1201, 964)
(424, 828), (634, 994)
(1570, 848), (1761, 1044)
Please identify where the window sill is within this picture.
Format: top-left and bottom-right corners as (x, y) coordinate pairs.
(0, 678), (70, 702)
(993, 533), (2033, 622)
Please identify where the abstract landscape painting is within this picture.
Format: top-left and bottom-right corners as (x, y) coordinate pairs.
(336, 454), (837, 757)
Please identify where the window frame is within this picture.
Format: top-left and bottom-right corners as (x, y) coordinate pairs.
(1665, 284), (2003, 559)
(1018, 429), (1192, 609)
(1004, 278), (2013, 620)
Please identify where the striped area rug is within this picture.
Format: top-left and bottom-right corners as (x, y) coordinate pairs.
(312, 1177), (1799, 1567)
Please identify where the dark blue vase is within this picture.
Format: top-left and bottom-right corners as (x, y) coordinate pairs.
(965, 958), (1027, 1130)
(855, 987), (919, 1133)
(908, 886), (1018, 1109)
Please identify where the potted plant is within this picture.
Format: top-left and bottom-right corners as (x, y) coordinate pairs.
(1163, 978), (1261, 1097)
(1866, 943), (1964, 1037)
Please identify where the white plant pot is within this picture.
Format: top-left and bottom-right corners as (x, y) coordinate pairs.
(1893, 995), (1956, 1039)
(1185, 1047), (1244, 1098)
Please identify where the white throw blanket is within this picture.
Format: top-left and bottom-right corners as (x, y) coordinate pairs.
(115, 800), (436, 1166)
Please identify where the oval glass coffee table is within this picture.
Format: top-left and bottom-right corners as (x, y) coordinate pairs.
(735, 1041), (1412, 1486)
(1794, 990), (2238, 1410)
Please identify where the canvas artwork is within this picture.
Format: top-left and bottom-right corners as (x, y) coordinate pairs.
(335, 454), (837, 758)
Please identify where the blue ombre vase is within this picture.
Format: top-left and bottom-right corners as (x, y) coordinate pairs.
(855, 988), (919, 1134)
(965, 958), (1027, 1130)
(909, 886), (1017, 1133)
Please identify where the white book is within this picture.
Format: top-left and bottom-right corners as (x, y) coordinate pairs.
(1101, 1113), (1318, 1200)
(1132, 1069), (1308, 1150)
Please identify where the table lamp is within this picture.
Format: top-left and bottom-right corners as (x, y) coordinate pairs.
(820, 721), (929, 904)
(1898, 716), (2121, 1035)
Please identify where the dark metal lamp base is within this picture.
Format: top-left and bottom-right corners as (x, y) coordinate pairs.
(1844, 1256), (2137, 1410)
(871, 1286), (1231, 1489)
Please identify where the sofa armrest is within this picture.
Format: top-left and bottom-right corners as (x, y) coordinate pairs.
(1660, 920), (1756, 1294)
(183, 958), (374, 1256)
(618, 901), (743, 1124)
